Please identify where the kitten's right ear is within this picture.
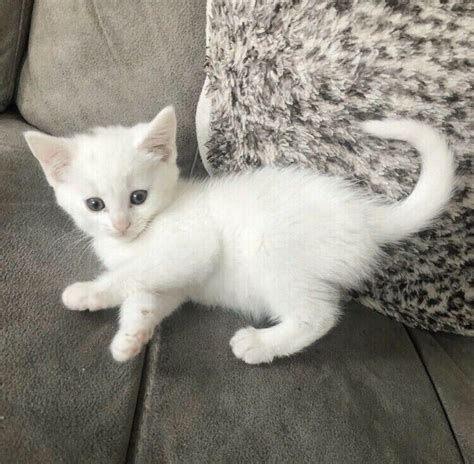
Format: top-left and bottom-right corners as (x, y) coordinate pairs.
(24, 131), (72, 186)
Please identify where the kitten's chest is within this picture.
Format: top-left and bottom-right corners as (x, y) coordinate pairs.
(93, 238), (137, 270)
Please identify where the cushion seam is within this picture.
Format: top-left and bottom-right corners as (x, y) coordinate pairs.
(124, 331), (161, 463)
(404, 326), (466, 463)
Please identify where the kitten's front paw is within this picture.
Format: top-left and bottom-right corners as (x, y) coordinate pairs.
(62, 281), (111, 311)
(230, 327), (274, 365)
(110, 329), (153, 362)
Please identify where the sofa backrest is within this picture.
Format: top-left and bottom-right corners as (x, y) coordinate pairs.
(15, 0), (206, 174)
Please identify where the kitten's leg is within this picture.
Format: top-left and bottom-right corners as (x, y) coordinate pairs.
(63, 240), (218, 312)
(230, 300), (339, 365)
(62, 279), (123, 311)
(110, 292), (184, 362)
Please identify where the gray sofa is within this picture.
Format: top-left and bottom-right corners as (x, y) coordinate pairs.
(2, 2), (472, 463)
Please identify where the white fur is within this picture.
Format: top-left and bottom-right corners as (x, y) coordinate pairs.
(24, 108), (455, 364)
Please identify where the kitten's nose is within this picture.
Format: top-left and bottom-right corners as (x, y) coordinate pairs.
(112, 215), (130, 233)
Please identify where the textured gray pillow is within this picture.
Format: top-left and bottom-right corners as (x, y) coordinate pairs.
(0, 0), (33, 111)
(16, 0), (206, 173)
(199, 0), (473, 335)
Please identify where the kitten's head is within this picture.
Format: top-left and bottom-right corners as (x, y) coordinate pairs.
(25, 106), (179, 241)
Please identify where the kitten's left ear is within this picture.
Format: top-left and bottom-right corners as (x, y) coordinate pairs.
(24, 131), (73, 187)
(138, 105), (177, 162)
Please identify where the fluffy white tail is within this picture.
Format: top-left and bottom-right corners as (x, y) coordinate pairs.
(362, 119), (455, 243)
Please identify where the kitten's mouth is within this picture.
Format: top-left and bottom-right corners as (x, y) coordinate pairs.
(109, 221), (150, 242)
(110, 230), (139, 242)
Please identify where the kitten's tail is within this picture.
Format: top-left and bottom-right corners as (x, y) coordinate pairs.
(361, 119), (455, 244)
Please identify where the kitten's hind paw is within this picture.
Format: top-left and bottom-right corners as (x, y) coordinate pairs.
(110, 329), (153, 362)
(62, 281), (111, 311)
(230, 327), (275, 365)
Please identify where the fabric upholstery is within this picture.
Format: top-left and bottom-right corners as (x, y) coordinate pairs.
(0, 0), (33, 111)
(3, 1), (471, 459)
(1, 111), (143, 463)
(16, 0), (207, 175)
(127, 301), (463, 463)
(409, 329), (474, 463)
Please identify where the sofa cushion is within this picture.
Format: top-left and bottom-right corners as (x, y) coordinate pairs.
(0, 0), (33, 111)
(1, 111), (144, 463)
(127, 301), (462, 463)
(16, 0), (206, 175)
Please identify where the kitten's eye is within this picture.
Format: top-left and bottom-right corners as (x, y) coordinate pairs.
(130, 190), (147, 205)
(86, 197), (105, 212)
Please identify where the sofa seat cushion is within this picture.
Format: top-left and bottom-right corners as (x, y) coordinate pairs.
(127, 301), (464, 463)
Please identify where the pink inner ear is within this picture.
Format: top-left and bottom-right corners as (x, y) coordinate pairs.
(47, 148), (71, 181)
(25, 132), (72, 185)
(138, 135), (172, 161)
(137, 106), (177, 161)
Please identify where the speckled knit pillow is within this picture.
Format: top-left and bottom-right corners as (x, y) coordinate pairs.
(198, 0), (473, 334)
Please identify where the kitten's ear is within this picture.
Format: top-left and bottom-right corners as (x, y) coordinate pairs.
(24, 131), (72, 186)
(138, 105), (177, 161)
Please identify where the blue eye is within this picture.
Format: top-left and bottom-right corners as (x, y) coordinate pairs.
(130, 190), (147, 205)
(86, 197), (105, 211)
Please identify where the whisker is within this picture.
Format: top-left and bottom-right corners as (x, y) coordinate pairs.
(77, 239), (95, 267)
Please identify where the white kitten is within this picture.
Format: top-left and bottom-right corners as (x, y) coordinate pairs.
(25, 107), (455, 364)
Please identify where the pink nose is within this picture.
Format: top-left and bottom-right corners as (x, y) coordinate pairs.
(112, 217), (130, 233)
